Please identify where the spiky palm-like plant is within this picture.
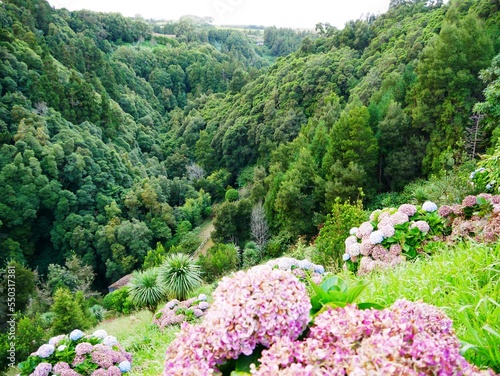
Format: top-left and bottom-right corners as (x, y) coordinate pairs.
(159, 253), (203, 301)
(128, 268), (167, 314)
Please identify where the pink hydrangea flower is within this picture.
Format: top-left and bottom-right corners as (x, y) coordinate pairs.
(163, 267), (311, 375)
(379, 224), (395, 238)
(438, 205), (453, 217)
(398, 204), (417, 217)
(411, 220), (430, 233)
(356, 222), (373, 238)
(462, 195), (477, 207)
(390, 212), (409, 226)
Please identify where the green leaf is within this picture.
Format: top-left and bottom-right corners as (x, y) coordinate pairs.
(320, 276), (347, 292)
(357, 302), (385, 310)
(234, 346), (264, 373)
(344, 281), (369, 303)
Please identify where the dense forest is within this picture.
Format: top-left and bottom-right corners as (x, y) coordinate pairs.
(1, 0), (500, 296)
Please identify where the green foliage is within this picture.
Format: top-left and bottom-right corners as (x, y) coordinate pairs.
(197, 244), (239, 283)
(212, 199), (252, 246)
(470, 145), (500, 194)
(101, 288), (135, 315)
(50, 288), (91, 335)
(225, 188), (239, 202)
(309, 276), (384, 318)
(128, 268), (168, 314)
(242, 242), (261, 268)
(159, 253), (202, 301)
(143, 242), (167, 269)
(314, 198), (367, 271)
(14, 315), (47, 363)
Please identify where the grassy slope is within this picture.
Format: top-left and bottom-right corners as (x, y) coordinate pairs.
(93, 240), (500, 375)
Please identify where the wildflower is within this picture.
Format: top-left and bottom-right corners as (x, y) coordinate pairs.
(119, 360), (132, 372)
(36, 344), (55, 358)
(369, 230), (384, 245)
(422, 201), (438, 212)
(69, 329), (84, 341)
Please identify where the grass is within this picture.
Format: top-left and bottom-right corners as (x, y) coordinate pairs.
(343, 239), (500, 371)
(94, 240), (499, 374)
(93, 284), (215, 376)
(95, 310), (175, 375)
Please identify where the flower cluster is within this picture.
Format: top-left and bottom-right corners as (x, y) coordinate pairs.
(264, 257), (325, 284)
(163, 266), (311, 375)
(343, 202), (447, 275)
(153, 294), (211, 330)
(440, 194), (500, 243)
(19, 330), (132, 376)
(252, 300), (497, 375)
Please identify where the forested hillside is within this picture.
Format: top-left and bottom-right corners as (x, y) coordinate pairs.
(1, 0), (500, 288)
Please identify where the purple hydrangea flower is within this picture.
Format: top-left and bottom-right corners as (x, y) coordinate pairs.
(199, 301), (209, 310)
(75, 342), (93, 356)
(438, 205), (453, 217)
(198, 294), (207, 301)
(103, 335), (118, 347)
(390, 211), (409, 225)
(342, 253), (351, 261)
(462, 195), (477, 207)
(356, 222), (373, 238)
(32, 362), (52, 376)
(36, 344), (55, 358)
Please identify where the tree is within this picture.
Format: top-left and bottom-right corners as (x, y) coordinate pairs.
(250, 202), (269, 252)
(411, 14), (494, 173)
(50, 288), (90, 335)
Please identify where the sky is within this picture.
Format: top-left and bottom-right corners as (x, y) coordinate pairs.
(46, 0), (391, 29)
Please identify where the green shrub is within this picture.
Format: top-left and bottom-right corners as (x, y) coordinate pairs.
(89, 304), (106, 323)
(15, 315), (46, 363)
(470, 144), (500, 194)
(314, 198), (367, 271)
(225, 188), (239, 202)
(129, 268), (168, 314)
(50, 288), (91, 335)
(159, 253), (203, 301)
(102, 288), (135, 315)
(242, 242), (261, 268)
(198, 244), (239, 283)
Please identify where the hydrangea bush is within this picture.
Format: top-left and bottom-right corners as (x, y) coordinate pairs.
(161, 267), (498, 375)
(153, 294), (210, 330)
(264, 257), (325, 284)
(253, 300), (497, 375)
(344, 195), (500, 275)
(343, 201), (448, 275)
(163, 266), (311, 375)
(18, 329), (132, 376)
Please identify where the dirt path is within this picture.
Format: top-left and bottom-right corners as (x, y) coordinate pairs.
(193, 219), (214, 257)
